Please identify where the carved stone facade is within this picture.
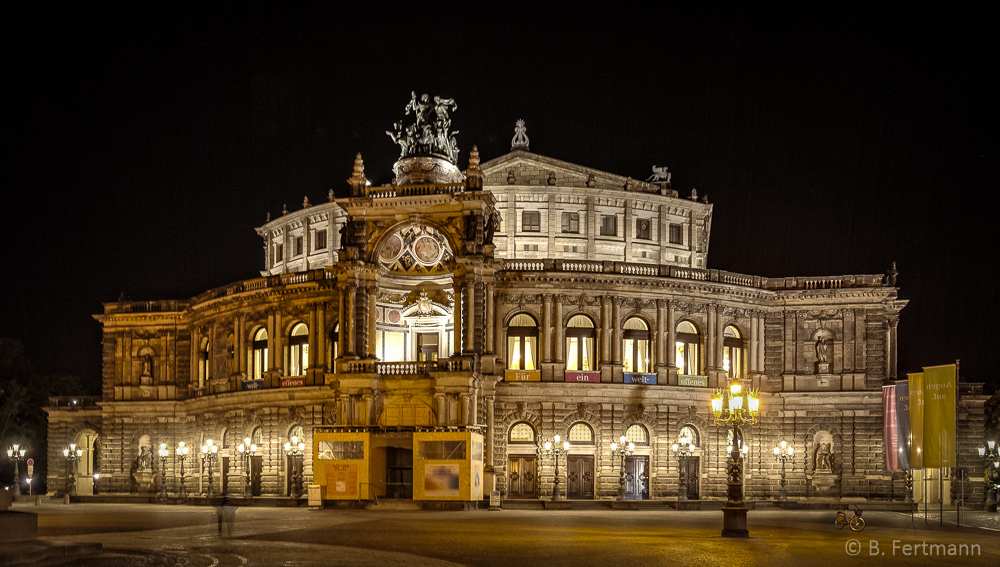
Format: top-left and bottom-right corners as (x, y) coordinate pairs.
(45, 102), (987, 505)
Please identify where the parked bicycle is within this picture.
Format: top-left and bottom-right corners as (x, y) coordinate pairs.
(835, 507), (865, 531)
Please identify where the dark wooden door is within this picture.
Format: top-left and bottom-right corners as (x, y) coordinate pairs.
(685, 457), (700, 500)
(566, 455), (594, 499)
(625, 455), (649, 500)
(386, 447), (413, 499)
(250, 456), (263, 496)
(507, 456), (537, 498)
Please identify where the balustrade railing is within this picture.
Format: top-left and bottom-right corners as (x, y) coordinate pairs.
(47, 396), (102, 409)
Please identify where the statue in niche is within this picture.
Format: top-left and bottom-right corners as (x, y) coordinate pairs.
(815, 336), (830, 363)
(138, 445), (152, 471)
(141, 355), (152, 379)
(816, 442), (832, 472)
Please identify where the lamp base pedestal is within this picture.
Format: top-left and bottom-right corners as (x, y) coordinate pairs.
(721, 506), (749, 538)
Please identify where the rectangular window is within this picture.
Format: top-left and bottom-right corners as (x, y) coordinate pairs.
(419, 440), (467, 460)
(317, 441), (364, 460)
(600, 215), (617, 236)
(561, 212), (579, 233)
(295, 236), (303, 256)
(669, 223), (683, 244)
(275, 244), (283, 262)
(636, 219), (651, 240)
(522, 211), (540, 232)
(315, 230), (327, 250)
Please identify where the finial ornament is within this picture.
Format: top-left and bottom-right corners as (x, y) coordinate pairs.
(348, 153), (368, 196)
(511, 119), (530, 151)
(466, 145), (483, 190)
(303, 196), (311, 208)
(328, 189), (334, 202)
(387, 92), (460, 163)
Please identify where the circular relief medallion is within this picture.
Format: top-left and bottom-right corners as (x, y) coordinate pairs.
(387, 310), (402, 324)
(412, 235), (442, 265)
(379, 234), (403, 262)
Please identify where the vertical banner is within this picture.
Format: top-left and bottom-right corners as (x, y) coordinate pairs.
(883, 384), (899, 471)
(894, 380), (910, 470)
(922, 364), (956, 467)
(909, 372), (924, 469)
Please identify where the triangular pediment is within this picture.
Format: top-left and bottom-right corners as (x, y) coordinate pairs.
(480, 149), (663, 193)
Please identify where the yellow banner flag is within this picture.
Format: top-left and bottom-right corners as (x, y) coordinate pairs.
(922, 364), (956, 467)
(908, 372), (924, 469)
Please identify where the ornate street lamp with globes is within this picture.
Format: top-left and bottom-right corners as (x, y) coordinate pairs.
(201, 439), (219, 498)
(672, 435), (695, 502)
(539, 435), (571, 502)
(6, 444), (27, 496)
(63, 444), (84, 497)
(238, 437), (257, 497)
(284, 435), (306, 499)
(158, 443), (169, 499)
(711, 379), (760, 538)
(176, 442), (189, 499)
(979, 440), (999, 513)
(609, 435), (635, 501)
(773, 441), (793, 502)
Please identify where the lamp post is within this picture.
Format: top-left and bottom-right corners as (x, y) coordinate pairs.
(539, 435), (571, 502)
(610, 435), (635, 501)
(201, 439), (219, 498)
(62, 444), (84, 497)
(177, 442), (189, 499)
(158, 443), (169, 499)
(711, 379), (761, 538)
(284, 435), (306, 499)
(6, 444), (26, 497)
(671, 435), (695, 502)
(773, 440), (793, 502)
(237, 437), (257, 498)
(978, 440), (999, 513)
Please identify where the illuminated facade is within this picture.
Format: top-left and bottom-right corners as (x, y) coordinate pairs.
(45, 99), (986, 506)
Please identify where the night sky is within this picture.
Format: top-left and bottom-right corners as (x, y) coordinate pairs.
(3, 6), (996, 393)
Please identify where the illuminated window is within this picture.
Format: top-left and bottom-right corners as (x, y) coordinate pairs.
(328, 323), (339, 368)
(561, 212), (580, 233)
(675, 320), (701, 375)
(625, 424), (649, 445)
(289, 323), (309, 376)
(622, 317), (650, 373)
(600, 215), (617, 236)
(377, 331), (406, 362)
(522, 211), (541, 232)
(635, 218), (651, 240)
(251, 328), (268, 381)
(566, 315), (596, 371)
(509, 422), (536, 444)
(507, 314), (538, 370)
(198, 337), (210, 387)
(723, 325), (744, 379)
(568, 422), (594, 445)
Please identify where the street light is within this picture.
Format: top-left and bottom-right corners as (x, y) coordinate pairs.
(6, 444), (26, 497)
(177, 442), (189, 499)
(158, 443), (169, 499)
(671, 435), (695, 502)
(773, 440), (793, 502)
(62, 444), (84, 497)
(610, 435), (635, 501)
(237, 437), (257, 497)
(539, 435), (571, 502)
(284, 435), (306, 499)
(201, 439), (219, 498)
(978, 440), (999, 513)
(711, 379), (760, 538)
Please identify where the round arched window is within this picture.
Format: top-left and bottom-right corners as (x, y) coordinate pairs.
(509, 422), (536, 444)
(566, 315), (597, 371)
(623, 317), (650, 373)
(289, 323), (309, 376)
(625, 424), (649, 445)
(507, 314), (538, 370)
(568, 422), (594, 445)
(723, 325), (744, 378)
(676, 320), (701, 375)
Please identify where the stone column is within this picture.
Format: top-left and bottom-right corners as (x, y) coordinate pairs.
(757, 315), (765, 375)
(611, 298), (621, 364)
(461, 393), (471, 425)
(453, 278), (464, 358)
(316, 302), (327, 372)
(706, 305), (716, 370)
(308, 305), (319, 370)
(600, 296), (611, 364)
(553, 296), (564, 362)
(337, 292), (346, 364)
(486, 284), (496, 354)
(235, 316), (244, 375)
(541, 294), (552, 362)
(436, 393), (447, 426)
(495, 293), (505, 363)
(367, 285), (377, 358)
(465, 281), (475, 353)
(485, 395), (496, 467)
(749, 312), (758, 373)
(363, 392), (375, 426)
(666, 300), (676, 367)
(346, 285), (356, 356)
(888, 315), (898, 380)
(717, 306), (725, 372)
(655, 299), (665, 368)
(191, 327), (201, 388)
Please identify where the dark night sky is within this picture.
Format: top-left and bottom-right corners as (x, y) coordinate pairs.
(2, 6), (996, 393)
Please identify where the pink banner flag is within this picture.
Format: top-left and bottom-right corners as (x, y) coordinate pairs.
(882, 384), (900, 471)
